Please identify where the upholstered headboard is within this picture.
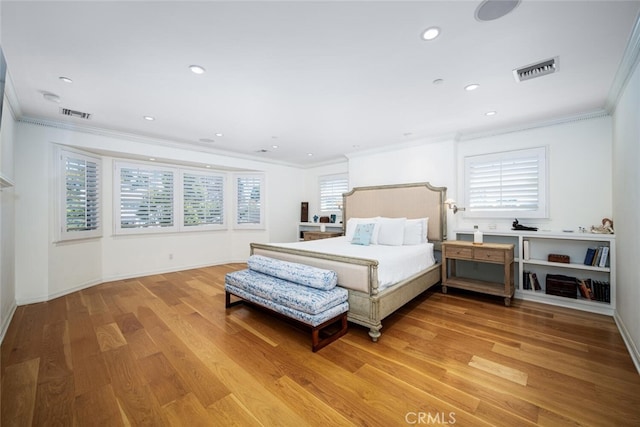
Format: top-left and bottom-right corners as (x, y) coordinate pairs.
(342, 182), (447, 242)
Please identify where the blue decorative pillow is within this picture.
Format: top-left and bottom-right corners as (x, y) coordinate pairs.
(351, 223), (375, 246)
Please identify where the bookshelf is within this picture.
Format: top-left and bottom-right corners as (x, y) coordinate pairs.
(454, 230), (615, 316)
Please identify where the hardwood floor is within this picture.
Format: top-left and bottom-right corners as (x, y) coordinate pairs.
(2, 264), (639, 426)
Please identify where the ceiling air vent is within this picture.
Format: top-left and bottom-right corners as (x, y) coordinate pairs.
(59, 108), (92, 120)
(513, 57), (558, 82)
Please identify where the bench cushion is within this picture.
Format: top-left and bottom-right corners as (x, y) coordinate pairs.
(225, 269), (347, 316)
(225, 283), (348, 327)
(247, 255), (338, 290)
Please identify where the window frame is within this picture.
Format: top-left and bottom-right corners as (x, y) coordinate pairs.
(57, 147), (102, 242)
(463, 146), (548, 219)
(181, 170), (226, 231)
(233, 173), (265, 230)
(114, 161), (179, 235)
(114, 160), (230, 235)
(318, 173), (349, 214)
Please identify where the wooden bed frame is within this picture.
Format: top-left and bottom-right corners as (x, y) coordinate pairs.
(251, 182), (447, 341)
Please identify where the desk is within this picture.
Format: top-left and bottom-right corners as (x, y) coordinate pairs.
(441, 240), (515, 306)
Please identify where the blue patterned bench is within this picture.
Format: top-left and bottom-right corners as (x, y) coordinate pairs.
(225, 255), (349, 351)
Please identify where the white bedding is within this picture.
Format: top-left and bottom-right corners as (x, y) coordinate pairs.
(270, 236), (436, 291)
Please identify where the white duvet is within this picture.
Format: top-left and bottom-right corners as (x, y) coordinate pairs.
(270, 236), (436, 291)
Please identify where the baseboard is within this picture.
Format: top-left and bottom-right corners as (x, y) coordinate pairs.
(0, 301), (18, 346)
(614, 310), (640, 375)
(15, 259), (247, 306)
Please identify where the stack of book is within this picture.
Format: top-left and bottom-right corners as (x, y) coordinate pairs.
(577, 278), (610, 302)
(583, 246), (610, 268)
(522, 270), (542, 291)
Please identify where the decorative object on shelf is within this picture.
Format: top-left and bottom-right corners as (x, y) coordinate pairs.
(319, 216), (330, 223)
(301, 202), (309, 222)
(330, 214), (337, 223)
(473, 225), (483, 245)
(444, 198), (465, 214)
(548, 254), (570, 263)
(512, 218), (538, 231)
(313, 215), (319, 223)
(545, 274), (578, 299)
(590, 218), (614, 234)
(320, 224), (326, 232)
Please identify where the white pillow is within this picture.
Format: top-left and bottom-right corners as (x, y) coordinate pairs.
(345, 217), (378, 241)
(403, 217), (429, 245)
(376, 217), (406, 246)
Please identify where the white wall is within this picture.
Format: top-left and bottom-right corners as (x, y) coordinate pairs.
(0, 92), (17, 342)
(302, 161), (349, 224)
(14, 122), (306, 304)
(455, 116), (613, 233)
(346, 117), (613, 250)
(612, 60), (640, 371)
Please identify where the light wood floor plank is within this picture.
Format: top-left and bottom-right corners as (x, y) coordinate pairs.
(2, 264), (639, 426)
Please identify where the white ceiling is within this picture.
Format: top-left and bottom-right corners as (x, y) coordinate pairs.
(2, 1), (639, 167)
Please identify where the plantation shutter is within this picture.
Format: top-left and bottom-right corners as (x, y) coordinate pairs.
(235, 174), (263, 227)
(183, 173), (224, 226)
(62, 151), (101, 239)
(465, 147), (547, 218)
(120, 166), (175, 229)
(319, 174), (348, 212)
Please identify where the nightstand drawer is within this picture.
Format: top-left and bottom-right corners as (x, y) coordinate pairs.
(474, 248), (505, 262)
(444, 246), (473, 259)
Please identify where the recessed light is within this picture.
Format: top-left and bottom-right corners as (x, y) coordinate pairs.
(43, 92), (61, 103)
(485, 111), (497, 116)
(205, 165), (211, 168)
(215, 133), (223, 137)
(465, 84), (480, 91)
(149, 158), (156, 161)
(59, 76), (73, 84)
(143, 116), (155, 121)
(307, 153), (313, 157)
(189, 65), (206, 74)
(421, 27), (440, 41)
(272, 145), (279, 149)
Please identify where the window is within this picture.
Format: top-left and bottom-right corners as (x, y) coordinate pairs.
(115, 161), (229, 234)
(183, 172), (225, 228)
(59, 149), (102, 241)
(319, 174), (348, 212)
(464, 147), (548, 218)
(234, 173), (264, 229)
(116, 163), (177, 233)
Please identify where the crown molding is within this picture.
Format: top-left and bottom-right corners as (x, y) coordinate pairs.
(458, 109), (610, 142)
(346, 132), (458, 160)
(606, 11), (640, 113)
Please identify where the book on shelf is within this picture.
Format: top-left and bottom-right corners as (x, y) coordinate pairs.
(522, 271), (541, 291)
(584, 247), (596, 265)
(598, 246), (610, 268)
(578, 278), (594, 300)
(531, 272), (542, 290)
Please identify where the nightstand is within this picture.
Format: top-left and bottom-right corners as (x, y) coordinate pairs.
(303, 231), (343, 241)
(441, 240), (515, 306)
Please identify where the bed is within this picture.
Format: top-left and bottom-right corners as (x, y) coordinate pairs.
(250, 182), (447, 341)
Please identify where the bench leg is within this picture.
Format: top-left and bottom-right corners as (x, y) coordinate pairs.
(311, 312), (348, 352)
(225, 291), (244, 308)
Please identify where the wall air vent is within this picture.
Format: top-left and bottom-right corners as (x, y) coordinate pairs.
(59, 108), (92, 120)
(513, 57), (559, 82)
